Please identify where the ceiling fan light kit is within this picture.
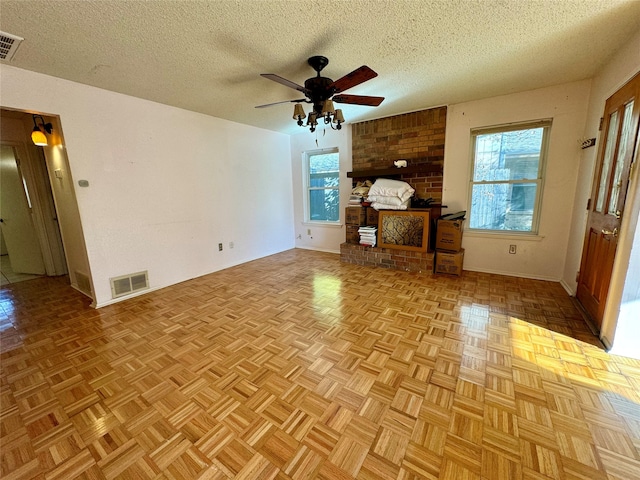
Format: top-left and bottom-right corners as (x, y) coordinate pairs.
(292, 103), (306, 125)
(333, 109), (345, 125)
(307, 112), (318, 131)
(257, 55), (384, 133)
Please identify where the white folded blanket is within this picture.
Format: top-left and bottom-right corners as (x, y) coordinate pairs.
(368, 178), (415, 203)
(371, 199), (410, 211)
(367, 195), (407, 206)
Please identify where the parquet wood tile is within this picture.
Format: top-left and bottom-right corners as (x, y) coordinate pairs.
(2, 250), (640, 479)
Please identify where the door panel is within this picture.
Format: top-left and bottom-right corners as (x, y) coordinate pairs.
(0, 145), (46, 274)
(577, 71), (640, 329)
(595, 110), (619, 213)
(608, 101), (635, 214)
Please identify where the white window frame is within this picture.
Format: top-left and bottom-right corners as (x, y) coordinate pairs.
(303, 147), (340, 224)
(467, 119), (552, 235)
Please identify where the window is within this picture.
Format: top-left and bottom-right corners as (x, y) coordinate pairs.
(304, 148), (340, 223)
(468, 120), (551, 233)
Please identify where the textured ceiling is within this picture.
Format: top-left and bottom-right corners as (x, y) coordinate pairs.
(1, 0), (639, 135)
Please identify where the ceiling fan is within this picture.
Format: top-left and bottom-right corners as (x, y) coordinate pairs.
(256, 55), (384, 132)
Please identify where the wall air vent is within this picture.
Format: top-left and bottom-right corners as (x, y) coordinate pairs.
(75, 271), (93, 297)
(0, 31), (24, 61)
(110, 271), (149, 299)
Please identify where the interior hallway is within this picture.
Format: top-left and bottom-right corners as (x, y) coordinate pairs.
(1, 249), (639, 479)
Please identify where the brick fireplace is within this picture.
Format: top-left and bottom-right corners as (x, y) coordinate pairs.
(351, 106), (446, 202)
(341, 106), (446, 272)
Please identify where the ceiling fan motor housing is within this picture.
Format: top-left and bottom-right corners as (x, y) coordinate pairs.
(304, 76), (335, 113)
(305, 56), (335, 113)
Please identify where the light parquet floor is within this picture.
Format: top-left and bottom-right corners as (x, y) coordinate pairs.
(1, 249), (639, 480)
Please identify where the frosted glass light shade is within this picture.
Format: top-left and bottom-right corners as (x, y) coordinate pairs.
(31, 128), (48, 146)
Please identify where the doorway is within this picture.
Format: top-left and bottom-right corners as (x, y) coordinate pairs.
(0, 108), (93, 301)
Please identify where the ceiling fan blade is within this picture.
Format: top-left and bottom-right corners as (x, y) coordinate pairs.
(329, 66), (378, 94)
(260, 74), (309, 94)
(255, 99), (306, 108)
(333, 94), (384, 107)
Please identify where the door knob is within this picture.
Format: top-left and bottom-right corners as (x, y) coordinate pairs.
(601, 228), (618, 236)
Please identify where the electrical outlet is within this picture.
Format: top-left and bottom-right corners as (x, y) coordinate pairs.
(229, 242), (234, 249)
(307, 229), (311, 235)
(218, 243), (223, 251)
(509, 245), (516, 254)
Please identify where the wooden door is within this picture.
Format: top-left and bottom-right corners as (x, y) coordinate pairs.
(576, 72), (640, 330)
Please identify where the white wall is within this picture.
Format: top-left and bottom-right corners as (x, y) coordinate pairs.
(443, 81), (591, 281)
(290, 127), (353, 254)
(0, 65), (294, 307)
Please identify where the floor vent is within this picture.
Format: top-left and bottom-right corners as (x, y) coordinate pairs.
(75, 271), (93, 297)
(0, 31), (24, 61)
(110, 271), (149, 299)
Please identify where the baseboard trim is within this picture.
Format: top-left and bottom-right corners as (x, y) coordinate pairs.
(93, 284), (165, 309)
(71, 283), (94, 301)
(569, 296), (608, 350)
(559, 279), (575, 296)
(463, 266), (559, 283)
(295, 246), (340, 255)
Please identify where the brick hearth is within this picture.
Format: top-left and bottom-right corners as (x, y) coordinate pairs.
(340, 242), (434, 273)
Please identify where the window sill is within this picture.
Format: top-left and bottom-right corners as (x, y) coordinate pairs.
(302, 221), (343, 228)
(464, 230), (545, 241)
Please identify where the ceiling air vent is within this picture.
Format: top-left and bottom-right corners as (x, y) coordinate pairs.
(0, 32), (24, 61)
(110, 271), (149, 299)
